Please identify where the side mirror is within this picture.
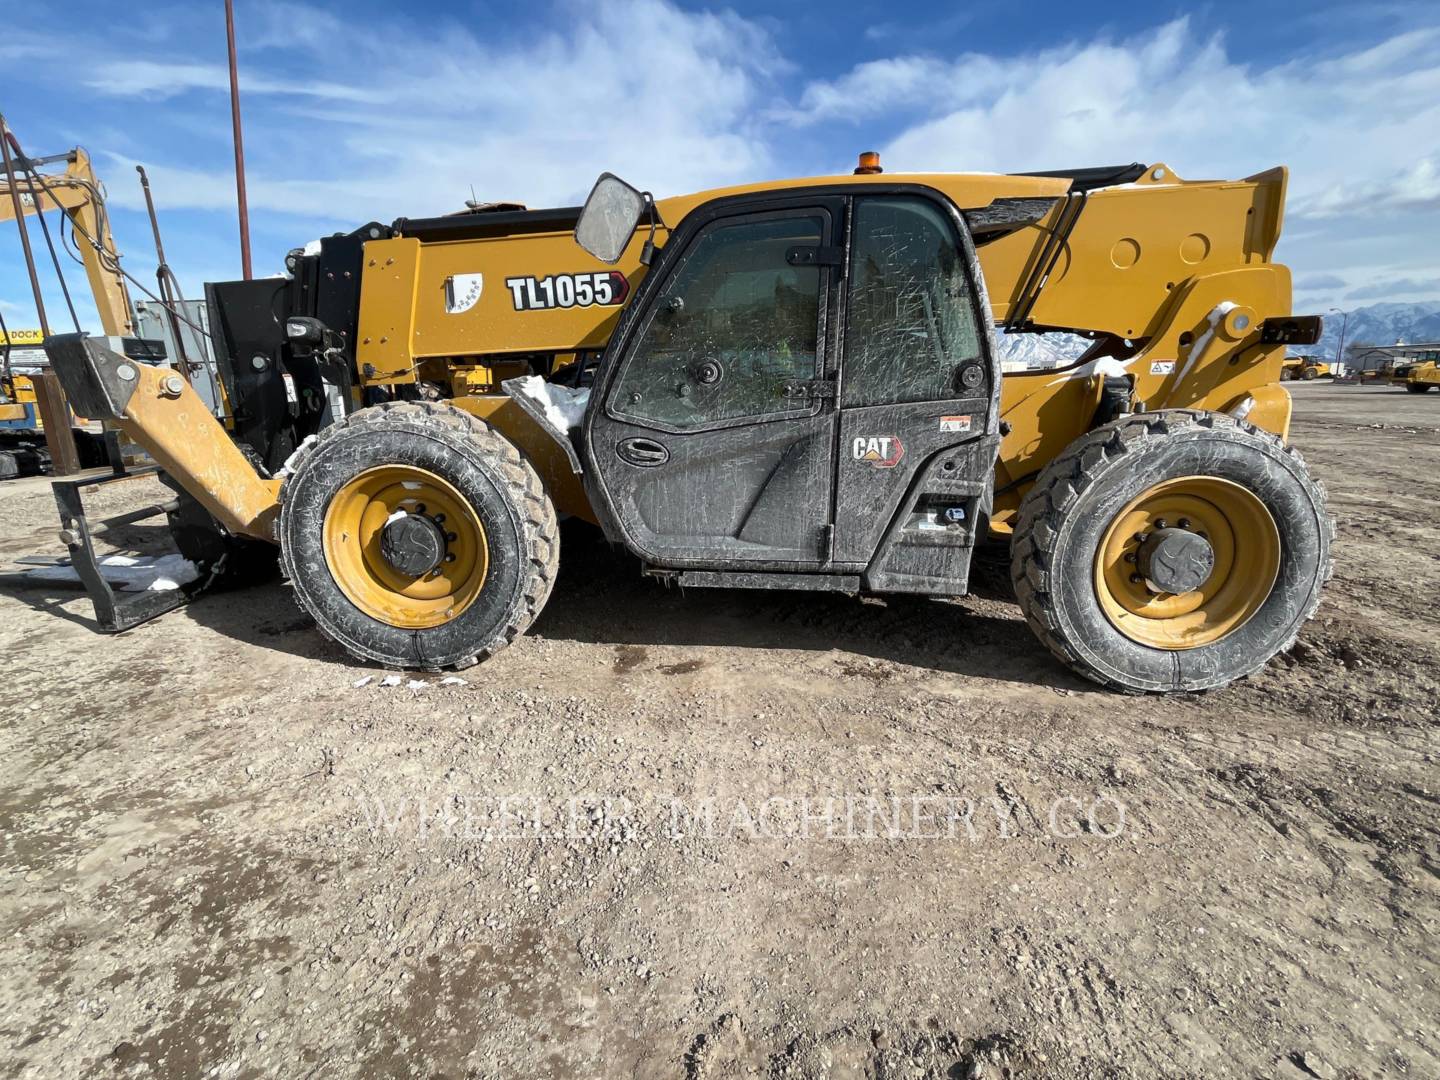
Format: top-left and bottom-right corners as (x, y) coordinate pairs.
(575, 173), (646, 264)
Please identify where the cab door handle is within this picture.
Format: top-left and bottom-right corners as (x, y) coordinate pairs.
(616, 437), (669, 467)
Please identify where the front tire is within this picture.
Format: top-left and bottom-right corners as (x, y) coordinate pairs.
(279, 402), (558, 669)
(1010, 410), (1334, 693)
(1405, 382), (1433, 393)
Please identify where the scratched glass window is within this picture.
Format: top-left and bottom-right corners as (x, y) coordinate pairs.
(615, 215), (823, 428)
(843, 198), (982, 407)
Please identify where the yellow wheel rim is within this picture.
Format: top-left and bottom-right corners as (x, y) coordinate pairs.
(322, 465), (488, 629)
(1094, 476), (1279, 650)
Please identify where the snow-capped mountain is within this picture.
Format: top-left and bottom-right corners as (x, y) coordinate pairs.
(992, 301), (1440, 370)
(994, 330), (1090, 371)
(1307, 301), (1440, 359)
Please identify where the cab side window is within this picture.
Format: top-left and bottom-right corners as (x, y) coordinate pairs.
(612, 213), (824, 430)
(843, 197), (983, 407)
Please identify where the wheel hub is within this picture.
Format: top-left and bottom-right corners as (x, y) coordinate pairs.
(379, 512), (447, 577)
(321, 465), (489, 629)
(1094, 476), (1281, 650)
(1137, 527), (1214, 594)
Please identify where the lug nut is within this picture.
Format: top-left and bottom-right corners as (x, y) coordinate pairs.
(1129, 573), (1144, 584)
(1178, 517), (1192, 530)
(1155, 518), (1168, 530)
(445, 553), (456, 563)
(1124, 552), (1138, 564)
(445, 532), (457, 543)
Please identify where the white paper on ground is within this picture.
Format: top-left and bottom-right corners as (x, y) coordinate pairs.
(23, 553), (202, 592)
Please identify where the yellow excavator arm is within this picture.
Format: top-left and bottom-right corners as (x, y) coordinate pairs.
(0, 146), (134, 337)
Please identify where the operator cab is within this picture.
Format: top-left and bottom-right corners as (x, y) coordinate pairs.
(570, 169), (1001, 595)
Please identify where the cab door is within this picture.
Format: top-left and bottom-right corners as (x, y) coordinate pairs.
(583, 198), (842, 569)
(832, 193), (1000, 594)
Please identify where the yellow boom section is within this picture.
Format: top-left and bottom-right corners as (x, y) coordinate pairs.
(983, 164), (1293, 527)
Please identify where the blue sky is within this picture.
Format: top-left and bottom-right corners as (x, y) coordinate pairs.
(3, 0), (1438, 333)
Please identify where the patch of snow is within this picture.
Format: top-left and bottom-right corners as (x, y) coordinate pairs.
(302, 239), (323, 257)
(385, 510), (407, 526)
(406, 679), (428, 691)
(1172, 301), (1237, 390)
(352, 675), (375, 688)
(512, 375), (590, 431)
(379, 674), (402, 688)
(1042, 355), (1134, 387)
(24, 553), (201, 593)
(440, 676), (467, 686)
(276, 434), (318, 478)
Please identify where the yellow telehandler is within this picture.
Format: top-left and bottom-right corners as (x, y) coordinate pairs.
(1279, 355), (1331, 381)
(44, 156), (1333, 692)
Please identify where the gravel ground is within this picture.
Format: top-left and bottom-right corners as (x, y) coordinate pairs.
(0, 381), (1437, 1079)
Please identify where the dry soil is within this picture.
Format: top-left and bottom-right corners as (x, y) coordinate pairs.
(0, 381), (1437, 1079)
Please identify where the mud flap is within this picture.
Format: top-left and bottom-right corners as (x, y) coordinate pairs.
(500, 377), (584, 475)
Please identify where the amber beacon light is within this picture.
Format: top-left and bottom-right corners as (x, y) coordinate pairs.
(854, 151), (883, 175)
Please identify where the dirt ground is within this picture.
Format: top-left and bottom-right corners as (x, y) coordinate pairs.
(0, 381), (1436, 1080)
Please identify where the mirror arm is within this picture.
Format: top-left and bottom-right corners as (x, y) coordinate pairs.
(639, 192), (662, 267)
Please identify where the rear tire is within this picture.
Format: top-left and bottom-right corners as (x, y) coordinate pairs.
(279, 402), (558, 669)
(1300, 367), (1317, 380)
(1010, 410), (1333, 693)
(1405, 382), (1433, 393)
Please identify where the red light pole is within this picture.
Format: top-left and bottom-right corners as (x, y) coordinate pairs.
(224, 0), (252, 280)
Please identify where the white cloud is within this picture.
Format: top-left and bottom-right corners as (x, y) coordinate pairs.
(240, 0), (349, 51)
(932, 26), (1423, 200)
(1294, 158), (1440, 219)
(84, 0), (785, 225)
(793, 17), (1440, 309)
(9, 5), (1440, 315)
(1345, 276), (1440, 301)
(82, 60), (391, 103)
(790, 20), (1440, 214)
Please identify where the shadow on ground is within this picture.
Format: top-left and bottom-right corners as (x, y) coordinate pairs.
(526, 522), (1076, 688)
(0, 518), (1076, 687)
